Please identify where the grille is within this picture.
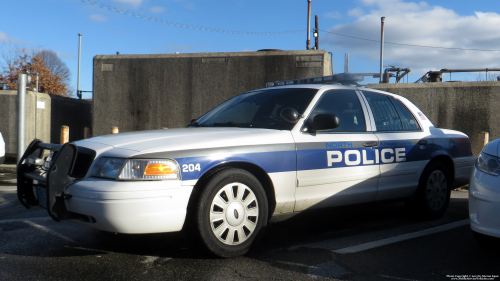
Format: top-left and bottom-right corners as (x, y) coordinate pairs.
(70, 146), (96, 179)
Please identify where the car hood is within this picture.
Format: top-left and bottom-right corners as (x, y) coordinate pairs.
(75, 128), (295, 157)
(481, 138), (500, 157)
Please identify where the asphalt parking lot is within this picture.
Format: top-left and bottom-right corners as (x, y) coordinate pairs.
(0, 172), (499, 281)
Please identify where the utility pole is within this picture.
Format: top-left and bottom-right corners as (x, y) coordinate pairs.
(379, 17), (385, 83)
(77, 33), (82, 96)
(314, 15), (319, 49)
(306, 0), (311, 50)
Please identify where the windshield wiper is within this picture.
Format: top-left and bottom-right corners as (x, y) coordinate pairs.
(187, 121), (209, 127)
(213, 121), (250, 127)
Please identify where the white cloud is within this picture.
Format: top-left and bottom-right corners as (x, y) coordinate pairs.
(150, 6), (166, 14)
(55, 51), (75, 58)
(168, 0), (195, 10)
(164, 44), (194, 52)
(324, 12), (342, 20)
(0, 31), (24, 44)
(347, 8), (364, 17)
(89, 14), (107, 22)
(0, 31), (9, 43)
(323, 0), (500, 75)
(112, 0), (143, 8)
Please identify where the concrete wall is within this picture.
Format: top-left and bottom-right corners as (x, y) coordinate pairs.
(50, 96), (92, 143)
(93, 50), (332, 136)
(0, 90), (51, 159)
(368, 81), (500, 155)
(0, 90), (92, 161)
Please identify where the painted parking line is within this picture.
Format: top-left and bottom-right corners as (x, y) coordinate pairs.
(0, 217), (77, 244)
(24, 220), (77, 244)
(0, 217), (52, 224)
(333, 219), (469, 254)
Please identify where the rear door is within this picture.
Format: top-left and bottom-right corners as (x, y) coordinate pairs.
(360, 90), (432, 201)
(292, 89), (380, 211)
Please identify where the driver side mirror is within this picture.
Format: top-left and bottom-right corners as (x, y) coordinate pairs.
(307, 114), (340, 134)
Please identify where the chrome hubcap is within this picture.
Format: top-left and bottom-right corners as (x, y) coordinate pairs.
(210, 182), (259, 245)
(426, 170), (447, 211)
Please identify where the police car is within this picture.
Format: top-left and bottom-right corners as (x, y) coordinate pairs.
(17, 76), (475, 258)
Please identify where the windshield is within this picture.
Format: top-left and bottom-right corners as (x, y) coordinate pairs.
(195, 88), (318, 130)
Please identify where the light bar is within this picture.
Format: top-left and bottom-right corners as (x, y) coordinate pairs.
(266, 73), (365, 87)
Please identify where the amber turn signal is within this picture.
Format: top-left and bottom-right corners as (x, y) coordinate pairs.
(144, 163), (175, 176)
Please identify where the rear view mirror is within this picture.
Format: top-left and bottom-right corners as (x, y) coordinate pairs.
(280, 107), (300, 123)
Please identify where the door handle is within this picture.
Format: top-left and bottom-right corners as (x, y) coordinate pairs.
(417, 139), (428, 145)
(363, 141), (378, 147)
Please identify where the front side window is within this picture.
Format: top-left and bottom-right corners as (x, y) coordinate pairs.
(309, 90), (366, 132)
(196, 88), (317, 130)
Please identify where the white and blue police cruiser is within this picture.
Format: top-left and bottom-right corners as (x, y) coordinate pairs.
(17, 76), (475, 257)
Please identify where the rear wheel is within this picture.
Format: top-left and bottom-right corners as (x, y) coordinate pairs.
(406, 162), (451, 220)
(194, 168), (268, 258)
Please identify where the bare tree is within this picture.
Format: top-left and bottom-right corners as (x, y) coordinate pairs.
(475, 71), (500, 81)
(0, 47), (70, 97)
(0, 44), (29, 70)
(0, 46), (73, 96)
(33, 49), (71, 86)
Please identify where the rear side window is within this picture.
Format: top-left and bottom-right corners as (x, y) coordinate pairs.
(362, 91), (403, 131)
(362, 91), (420, 131)
(311, 90), (366, 132)
(389, 97), (420, 130)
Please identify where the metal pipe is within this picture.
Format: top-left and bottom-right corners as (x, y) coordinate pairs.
(439, 68), (500, 73)
(17, 73), (27, 164)
(306, 0), (311, 50)
(344, 53), (349, 73)
(77, 33), (82, 97)
(379, 17), (385, 83)
(35, 73), (38, 138)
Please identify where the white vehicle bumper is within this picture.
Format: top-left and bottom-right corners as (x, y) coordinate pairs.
(0, 132), (5, 164)
(64, 178), (194, 234)
(469, 168), (500, 238)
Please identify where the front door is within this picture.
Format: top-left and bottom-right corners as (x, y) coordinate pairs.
(292, 89), (380, 211)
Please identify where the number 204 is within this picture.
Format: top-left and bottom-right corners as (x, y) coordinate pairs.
(182, 164), (201, 172)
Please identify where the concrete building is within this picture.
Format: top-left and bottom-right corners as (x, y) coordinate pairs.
(92, 50), (332, 136)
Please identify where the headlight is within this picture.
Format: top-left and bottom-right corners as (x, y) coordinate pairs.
(91, 158), (180, 180)
(476, 152), (500, 176)
(91, 158), (126, 179)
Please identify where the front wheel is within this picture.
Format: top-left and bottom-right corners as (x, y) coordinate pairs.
(194, 168), (268, 258)
(406, 162), (451, 220)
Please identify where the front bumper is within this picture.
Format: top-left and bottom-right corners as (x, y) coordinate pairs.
(469, 168), (500, 238)
(65, 178), (194, 233)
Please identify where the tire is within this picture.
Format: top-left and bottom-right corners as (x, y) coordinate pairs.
(193, 168), (268, 258)
(406, 161), (451, 220)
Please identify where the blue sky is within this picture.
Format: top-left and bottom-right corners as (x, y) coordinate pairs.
(2, 0), (500, 99)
